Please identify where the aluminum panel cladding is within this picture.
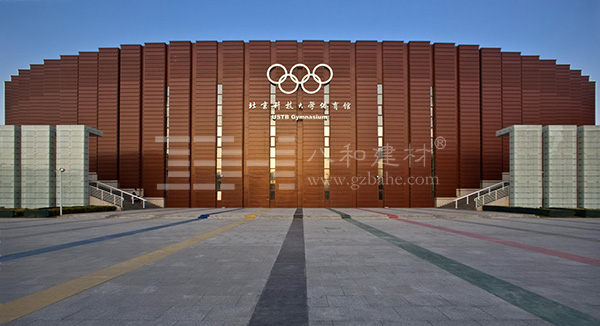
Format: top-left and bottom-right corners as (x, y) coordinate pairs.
(433, 43), (458, 198)
(480, 48), (503, 181)
(119, 45), (142, 190)
(457, 45), (481, 189)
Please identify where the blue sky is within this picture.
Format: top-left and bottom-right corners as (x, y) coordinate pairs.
(0, 0), (598, 124)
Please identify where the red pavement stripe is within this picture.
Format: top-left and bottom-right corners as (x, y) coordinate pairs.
(359, 208), (600, 267)
(359, 208), (398, 219)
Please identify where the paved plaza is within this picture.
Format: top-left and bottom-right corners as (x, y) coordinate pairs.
(1, 208), (599, 325)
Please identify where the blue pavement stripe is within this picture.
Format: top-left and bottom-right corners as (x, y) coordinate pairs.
(0, 214), (217, 262)
(343, 217), (600, 326)
(198, 208), (244, 219)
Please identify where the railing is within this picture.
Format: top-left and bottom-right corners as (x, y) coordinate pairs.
(90, 181), (147, 208)
(451, 181), (509, 209)
(89, 185), (124, 207)
(474, 184), (510, 208)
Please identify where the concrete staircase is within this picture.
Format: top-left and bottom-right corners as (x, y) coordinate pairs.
(89, 181), (159, 210)
(440, 181), (510, 210)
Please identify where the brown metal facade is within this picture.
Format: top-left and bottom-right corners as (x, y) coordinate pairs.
(4, 41), (596, 207)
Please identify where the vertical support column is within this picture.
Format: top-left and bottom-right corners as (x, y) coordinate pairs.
(497, 125), (542, 208)
(142, 43), (167, 202)
(244, 41), (270, 207)
(77, 52), (99, 174)
(191, 41), (217, 207)
(355, 41), (379, 207)
(59, 55), (79, 125)
(220, 41), (245, 207)
(328, 41), (355, 207)
(21, 126), (56, 208)
(44, 60), (61, 126)
(543, 126), (577, 208)
(56, 126), (103, 206)
(4, 81), (13, 125)
(577, 126), (600, 208)
(18, 70), (31, 126)
(97, 48), (120, 181)
(119, 45), (142, 190)
(408, 41), (434, 207)
(501, 53), (522, 177)
(300, 40), (327, 208)
(432, 43), (457, 201)
(457, 45), (481, 190)
(272, 41), (299, 207)
(166, 41), (192, 207)
(0, 126), (21, 208)
(480, 48), (503, 182)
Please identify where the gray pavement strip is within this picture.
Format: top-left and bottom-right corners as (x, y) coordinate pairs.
(0, 218), (107, 230)
(248, 209), (308, 326)
(447, 219), (600, 243)
(2, 217), (164, 240)
(495, 218), (600, 232)
(342, 217), (600, 326)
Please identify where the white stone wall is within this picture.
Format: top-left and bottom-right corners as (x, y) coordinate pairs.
(543, 126), (577, 208)
(498, 125), (543, 208)
(577, 126), (600, 209)
(21, 126), (56, 208)
(56, 126), (91, 207)
(0, 126), (21, 208)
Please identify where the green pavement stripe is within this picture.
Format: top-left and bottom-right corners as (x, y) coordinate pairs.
(327, 208), (351, 219)
(342, 217), (599, 326)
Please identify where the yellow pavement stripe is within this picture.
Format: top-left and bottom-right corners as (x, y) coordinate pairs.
(0, 219), (248, 324)
(246, 208), (272, 219)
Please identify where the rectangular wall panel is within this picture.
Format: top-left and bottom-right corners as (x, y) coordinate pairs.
(97, 48), (120, 181)
(543, 126), (577, 207)
(408, 42), (434, 207)
(577, 126), (600, 208)
(21, 125), (56, 208)
(77, 53), (98, 173)
(329, 41), (356, 207)
(539, 60), (557, 126)
(166, 41), (191, 207)
(220, 41), (244, 207)
(480, 48), (503, 181)
(585, 80), (596, 125)
(569, 70), (582, 126)
(59, 55), (79, 125)
(17, 70), (31, 126)
(0, 125), (20, 208)
(457, 45), (481, 189)
(142, 43), (166, 198)
(191, 41), (217, 207)
(355, 41), (380, 207)
(501, 52), (522, 173)
(555, 65), (571, 125)
(273, 41), (299, 207)
(5, 80), (13, 125)
(44, 60), (60, 126)
(499, 125), (542, 208)
(521, 56), (540, 125)
(301, 41), (326, 207)
(433, 43), (458, 198)
(119, 45), (142, 189)
(244, 41), (270, 207)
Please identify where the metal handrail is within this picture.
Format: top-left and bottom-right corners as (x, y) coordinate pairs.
(452, 181), (509, 208)
(89, 186), (124, 207)
(475, 185), (510, 208)
(90, 181), (147, 208)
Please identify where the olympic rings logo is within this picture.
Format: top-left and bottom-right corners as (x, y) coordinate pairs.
(266, 63), (333, 94)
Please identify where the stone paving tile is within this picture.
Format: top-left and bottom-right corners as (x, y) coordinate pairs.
(359, 218), (600, 319)
(2, 211), (599, 325)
